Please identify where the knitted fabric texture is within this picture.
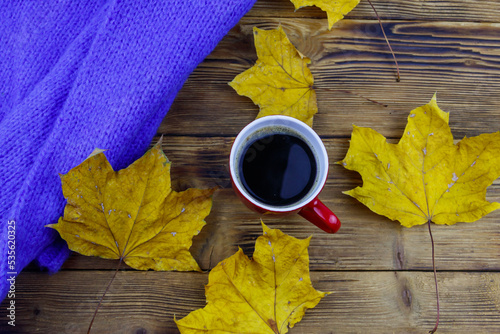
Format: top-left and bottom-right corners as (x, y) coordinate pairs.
(0, 0), (256, 300)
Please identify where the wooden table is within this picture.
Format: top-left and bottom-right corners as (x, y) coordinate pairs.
(2, 0), (500, 333)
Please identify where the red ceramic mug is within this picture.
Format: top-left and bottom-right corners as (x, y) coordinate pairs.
(229, 115), (340, 233)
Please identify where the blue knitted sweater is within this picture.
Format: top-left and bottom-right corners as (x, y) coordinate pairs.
(0, 0), (256, 300)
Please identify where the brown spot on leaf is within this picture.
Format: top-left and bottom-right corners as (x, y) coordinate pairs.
(268, 319), (279, 333)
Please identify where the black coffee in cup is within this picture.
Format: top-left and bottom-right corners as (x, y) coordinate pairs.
(239, 133), (317, 206)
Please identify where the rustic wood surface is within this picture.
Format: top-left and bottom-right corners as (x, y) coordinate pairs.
(2, 0), (500, 333)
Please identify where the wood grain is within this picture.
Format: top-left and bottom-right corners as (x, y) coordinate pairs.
(1, 271), (499, 333)
(247, 0), (500, 23)
(160, 19), (500, 138)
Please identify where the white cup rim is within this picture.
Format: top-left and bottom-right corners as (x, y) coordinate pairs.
(229, 115), (329, 212)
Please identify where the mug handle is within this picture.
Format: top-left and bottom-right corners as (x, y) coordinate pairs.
(298, 197), (341, 233)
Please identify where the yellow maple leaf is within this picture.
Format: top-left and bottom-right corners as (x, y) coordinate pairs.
(340, 95), (500, 228)
(48, 139), (216, 271)
(175, 223), (329, 333)
(229, 26), (317, 127)
(290, 0), (361, 30)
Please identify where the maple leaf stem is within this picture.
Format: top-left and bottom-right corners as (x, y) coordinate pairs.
(87, 257), (124, 334)
(366, 0), (401, 82)
(427, 220), (440, 333)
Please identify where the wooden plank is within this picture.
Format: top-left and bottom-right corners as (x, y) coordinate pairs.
(246, 0), (500, 23)
(54, 136), (500, 272)
(1, 271), (499, 333)
(160, 19), (500, 138)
